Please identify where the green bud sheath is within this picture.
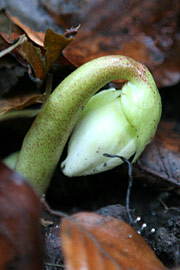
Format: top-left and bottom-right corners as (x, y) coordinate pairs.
(61, 89), (138, 176)
(15, 55), (161, 195)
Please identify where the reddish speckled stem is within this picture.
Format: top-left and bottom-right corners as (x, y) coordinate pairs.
(15, 55), (159, 195)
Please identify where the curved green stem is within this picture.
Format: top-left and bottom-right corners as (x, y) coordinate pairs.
(15, 55), (160, 195)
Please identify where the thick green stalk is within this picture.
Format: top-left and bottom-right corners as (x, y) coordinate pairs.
(15, 55), (161, 195)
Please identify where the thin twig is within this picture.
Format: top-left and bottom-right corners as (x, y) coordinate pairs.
(0, 34), (27, 58)
(103, 153), (134, 225)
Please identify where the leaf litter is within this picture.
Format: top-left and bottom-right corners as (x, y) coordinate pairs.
(0, 1), (180, 269)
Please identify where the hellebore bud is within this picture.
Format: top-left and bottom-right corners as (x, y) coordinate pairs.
(61, 83), (161, 177)
(15, 55), (161, 195)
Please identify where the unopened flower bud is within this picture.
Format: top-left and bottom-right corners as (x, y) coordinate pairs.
(61, 83), (161, 177)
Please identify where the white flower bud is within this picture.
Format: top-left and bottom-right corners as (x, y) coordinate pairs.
(61, 82), (161, 177)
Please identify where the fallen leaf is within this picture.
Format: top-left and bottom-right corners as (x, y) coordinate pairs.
(63, 0), (180, 88)
(0, 24), (73, 116)
(0, 11), (27, 66)
(20, 28), (73, 81)
(21, 40), (47, 81)
(0, 10), (74, 83)
(135, 120), (180, 188)
(43, 0), (88, 16)
(4, 0), (58, 46)
(0, 91), (43, 116)
(42, 0), (88, 29)
(44, 28), (73, 69)
(60, 212), (165, 270)
(0, 11), (24, 43)
(0, 161), (43, 269)
(153, 34), (180, 88)
(7, 12), (45, 47)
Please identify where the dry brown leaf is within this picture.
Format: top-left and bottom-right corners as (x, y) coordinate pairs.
(0, 11), (74, 82)
(0, 11), (27, 66)
(7, 12), (45, 46)
(0, 17), (74, 115)
(0, 162), (43, 269)
(20, 28), (73, 81)
(0, 11), (24, 44)
(61, 212), (165, 270)
(44, 28), (73, 69)
(63, 0), (180, 88)
(135, 120), (180, 187)
(0, 92), (43, 116)
(4, 0), (57, 46)
(21, 40), (47, 81)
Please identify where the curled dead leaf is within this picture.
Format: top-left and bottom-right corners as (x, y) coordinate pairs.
(0, 91), (43, 117)
(5, 0), (56, 46)
(44, 28), (73, 69)
(0, 11), (24, 44)
(7, 12), (45, 47)
(63, 0), (180, 88)
(21, 28), (74, 81)
(60, 212), (165, 270)
(0, 10), (74, 83)
(0, 162), (43, 269)
(21, 40), (47, 81)
(0, 11), (28, 66)
(135, 120), (180, 188)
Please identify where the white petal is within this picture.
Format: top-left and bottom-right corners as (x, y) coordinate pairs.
(61, 94), (137, 177)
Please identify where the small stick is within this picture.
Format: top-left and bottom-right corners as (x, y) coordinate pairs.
(103, 153), (134, 225)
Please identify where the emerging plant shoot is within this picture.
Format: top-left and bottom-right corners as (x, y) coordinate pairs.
(61, 81), (161, 176)
(15, 55), (162, 195)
